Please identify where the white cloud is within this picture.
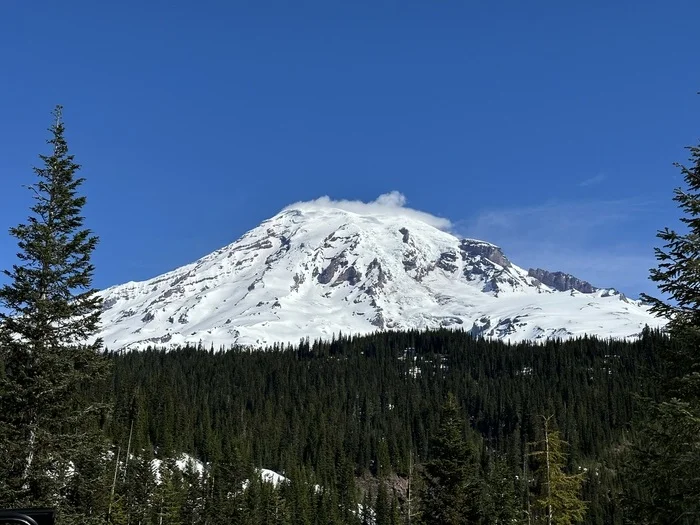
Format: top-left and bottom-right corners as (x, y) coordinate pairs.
(458, 198), (658, 297)
(579, 173), (607, 187)
(462, 199), (650, 242)
(285, 193), (660, 297)
(284, 191), (452, 231)
(511, 243), (656, 295)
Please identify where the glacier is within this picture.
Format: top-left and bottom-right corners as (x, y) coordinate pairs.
(98, 199), (664, 350)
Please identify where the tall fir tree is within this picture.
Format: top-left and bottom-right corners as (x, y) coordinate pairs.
(641, 136), (700, 399)
(0, 106), (110, 521)
(626, 128), (700, 523)
(481, 455), (523, 525)
(418, 392), (482, 525)
(375, 480), (391, 525)
(529, 416), (586, 525)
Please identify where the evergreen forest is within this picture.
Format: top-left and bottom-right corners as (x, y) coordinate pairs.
(1, 107), (699, 524)
(100, 328), (664, 524)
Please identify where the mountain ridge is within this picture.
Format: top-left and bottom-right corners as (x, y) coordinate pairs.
(98, 199), (663, 350)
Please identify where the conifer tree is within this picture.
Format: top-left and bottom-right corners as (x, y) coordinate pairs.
(627, 129), (700, 523)
(390, 490), (401, 525)
(0, 106), (109, 519)
(641, 136), (700, 399)
(418, 393), (482, 525)
(481, 455), (523, 524)
(529, 416), (585, 525)
(375, 480), (390, 525)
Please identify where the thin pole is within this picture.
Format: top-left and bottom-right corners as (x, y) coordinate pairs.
(543, 415), (553, 525)
(108, 446), (121, 522)
(123, 420), (134, 481)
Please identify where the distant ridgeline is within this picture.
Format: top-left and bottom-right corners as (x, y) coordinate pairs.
(102, 328), (663, 524)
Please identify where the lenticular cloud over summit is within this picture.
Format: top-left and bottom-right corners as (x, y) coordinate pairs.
(283, 191), (453, 231)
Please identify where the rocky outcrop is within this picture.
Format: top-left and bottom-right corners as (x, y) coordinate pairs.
(334, 265), (362, 286)
(317, 254), (348, 284)
(370, 310), (386, 329)
(528, 268), (597, 294)
(265, 236), (291, 265)
(363, 259), (388, 296)
(290, 272), (306, 292)
(437, 251), (458, 272)
(102, 297), (118, 311)
(96, 201), (662, 350)
(459, 240), (510, 267)
(458, 241), (520, 293)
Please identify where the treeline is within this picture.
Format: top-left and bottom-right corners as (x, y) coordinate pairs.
(4, 106), (699, 524)
(100, 328), (664, 524)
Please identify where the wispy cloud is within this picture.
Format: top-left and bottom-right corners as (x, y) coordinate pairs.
(579, 173), (607, 187)
(285, 191), (453, 231)
(461, 199), (649, 240)
(284, 193), (661, 297)
(457, 198), (659, 297)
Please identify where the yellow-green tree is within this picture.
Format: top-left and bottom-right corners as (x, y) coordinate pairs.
(529, 416), (586, 525)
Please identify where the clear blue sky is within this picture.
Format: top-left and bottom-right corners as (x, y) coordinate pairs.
(1, 1), (698, 297)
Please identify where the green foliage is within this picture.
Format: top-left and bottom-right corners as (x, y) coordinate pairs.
(642, 142), (700, 332)
(0, 106), (110, 519)
(640, 140), (700, 401)
(375, 480), (390, 525)
(529, 416), (586, 525)
(101, 328), (663, 524)
(0, 107), (677, 525)
(419, 393), (482, 524)
(623, 400), (700, 524)
(481, 455), (523, 524)
(627, 133), (700, 523)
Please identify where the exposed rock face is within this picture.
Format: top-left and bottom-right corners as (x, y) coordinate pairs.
(102, 297), (118, 311)
(437, 251), (458, 272)
(363, 259), (387, 296)
(317, 254), (348, 284)
(97, 203), (663, 350)
(335, 265), (362, 286)
(370, 310), (385, 329)
(528, 268), (597, 294)
(457, 240), (518, 293)
(265, 236), (290, 265)
(460, 240), (511, 267)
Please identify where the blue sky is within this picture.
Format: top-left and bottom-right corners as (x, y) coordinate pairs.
(0, 1), (698, 297)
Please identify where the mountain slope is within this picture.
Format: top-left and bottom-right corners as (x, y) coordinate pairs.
(99, 202), (663, 350)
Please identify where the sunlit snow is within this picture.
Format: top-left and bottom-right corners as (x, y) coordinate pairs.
(98, 194), (665, 350)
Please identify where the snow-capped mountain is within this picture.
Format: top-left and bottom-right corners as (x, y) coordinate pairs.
(98, 196), (663, 350)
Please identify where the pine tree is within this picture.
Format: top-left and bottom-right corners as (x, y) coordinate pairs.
(529, 416), (585, 525)
(390, 489), (401, 525)
(623, 401), (700, 524)
(375, 480), (390, 525)
(481, 455), (523, 525)
(626, 132), (700, 523)
(640, 137), (700, 400)
(0, 105), (109, 519)
(418, 393), (482, 525)
(154, 461), (185, 525)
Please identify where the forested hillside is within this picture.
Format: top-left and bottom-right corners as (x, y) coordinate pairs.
(3, 102), (698, 524)
(102, 328), (664, 524)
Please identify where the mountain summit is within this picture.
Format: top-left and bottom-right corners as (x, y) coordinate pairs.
(99, 196), (662, 350)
